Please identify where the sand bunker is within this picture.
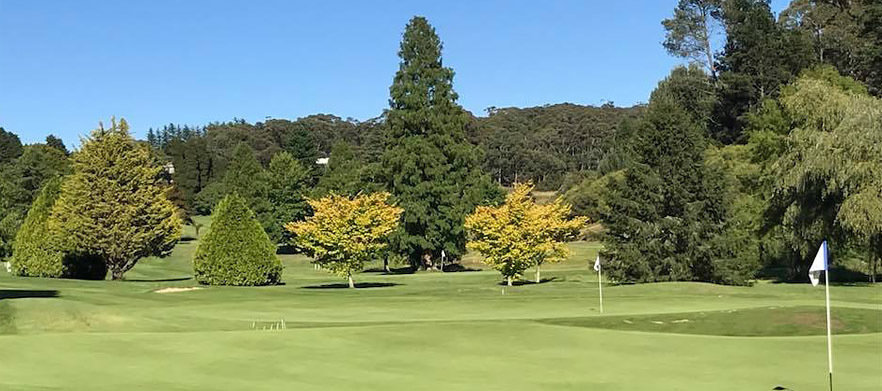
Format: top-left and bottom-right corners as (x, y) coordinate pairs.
(154, 287), (203, 294)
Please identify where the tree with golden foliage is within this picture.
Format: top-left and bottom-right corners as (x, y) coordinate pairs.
(286, 192), (402, 288)
(466, 182), (587, 286)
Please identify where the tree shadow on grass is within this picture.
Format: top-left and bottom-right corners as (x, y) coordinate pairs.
(301, 282), (402, 289)
(125, 276), (193, 283)
(498, 277), (558, 286)
(439, 264), (482, 272)
(768, 266), (880, 286)
(0, 289), (59, 299)
(362, 266), (416, 275)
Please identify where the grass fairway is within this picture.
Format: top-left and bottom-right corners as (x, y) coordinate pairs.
(0, 223), (880, 390)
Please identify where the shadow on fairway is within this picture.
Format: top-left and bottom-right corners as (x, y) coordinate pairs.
(126, 277), (193, 283)
(302, 282), (401, 289)
(439, 264), (482, 273)
(363, 266), (416, 275)
(0, 289), (60, 299)
(498, 277), (558, 286)
(767, 266), (880, 286)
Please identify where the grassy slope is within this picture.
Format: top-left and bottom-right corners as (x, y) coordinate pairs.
(0, 220), (880, 390)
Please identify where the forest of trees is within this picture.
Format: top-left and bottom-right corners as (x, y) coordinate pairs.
(0, 0), (879, 284)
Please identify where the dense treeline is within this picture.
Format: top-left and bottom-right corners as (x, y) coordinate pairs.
(0, 1), (879, 284)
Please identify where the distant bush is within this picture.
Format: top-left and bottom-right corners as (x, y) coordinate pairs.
(193, 193), (282, 286)
(10, 177), (65, 277)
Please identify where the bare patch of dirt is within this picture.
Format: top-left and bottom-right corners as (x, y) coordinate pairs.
(154, 287), (203, 294)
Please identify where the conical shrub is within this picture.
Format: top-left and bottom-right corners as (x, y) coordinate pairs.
(193, 193), (283, 285)
(10, 177), (65, 277)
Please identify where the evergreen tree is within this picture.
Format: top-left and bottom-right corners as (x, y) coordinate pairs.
(49, 118), (182, 280)
(0, 144), (70, 259)
(10, 177), (65, 277)
(193, 193), (282, 286)
(382, 16), (499, 267)
(45, 135), (68, 155)
(713, 0), (815, 143)
(602, 69), (730, 283)
(266, 151), (310, 244)
(315, 141), (366, 197)
(0, 127), (23, 164)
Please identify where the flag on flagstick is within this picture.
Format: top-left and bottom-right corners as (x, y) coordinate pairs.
(809, 240), (834, 391)
(594, 254), (603, 313)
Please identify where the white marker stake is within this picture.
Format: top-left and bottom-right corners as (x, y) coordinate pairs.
(594, 254), (603, 313)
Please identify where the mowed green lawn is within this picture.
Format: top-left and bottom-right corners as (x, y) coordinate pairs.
(0, 220), (880, 390)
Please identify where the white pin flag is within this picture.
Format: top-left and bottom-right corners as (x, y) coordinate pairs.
(594, 254), (603, 313)
(809, 240), (834, 391)
(809, 240), (828, 286)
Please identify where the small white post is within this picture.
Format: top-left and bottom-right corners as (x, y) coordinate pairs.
(825, 264), (833, 391)
(598, 265), (604, 314)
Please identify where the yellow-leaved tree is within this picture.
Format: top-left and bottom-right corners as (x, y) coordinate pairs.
(466, 182), (586, 286)
(286, 192), (402, 288)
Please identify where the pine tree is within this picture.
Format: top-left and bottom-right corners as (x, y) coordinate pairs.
(266, 151), (310, 244)
(382, 16), (500, 267)
(315, 141), (367, 197)
(45, 135), (68, 155)
(602, 69), (729, 283)
(0, 127), (23, 165)
(49, 118), (182, 280)
(10, 177), (65, 277)
(194, 193), (283, 286)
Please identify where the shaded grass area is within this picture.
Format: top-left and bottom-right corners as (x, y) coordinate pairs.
(538, 305), (882, 336)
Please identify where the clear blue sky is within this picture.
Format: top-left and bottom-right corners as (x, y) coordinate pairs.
(0, 0), (788, 146)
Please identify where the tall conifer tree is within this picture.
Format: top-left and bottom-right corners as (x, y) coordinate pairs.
(382, 16), (498, 267)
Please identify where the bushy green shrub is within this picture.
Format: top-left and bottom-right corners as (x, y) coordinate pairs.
(193, 193), (282, 286)
(10, 177), (65, 277)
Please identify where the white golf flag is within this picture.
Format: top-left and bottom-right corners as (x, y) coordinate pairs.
(809, 241), (829, 287)
(594, 255), (601, 272)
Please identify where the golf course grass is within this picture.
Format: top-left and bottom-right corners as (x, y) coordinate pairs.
(0, 220), (880, 390)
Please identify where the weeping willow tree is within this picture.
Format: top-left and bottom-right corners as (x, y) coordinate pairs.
(769, 69), (882, 281)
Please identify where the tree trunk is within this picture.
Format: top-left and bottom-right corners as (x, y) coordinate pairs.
(507, 276), (513, 286)
(110, 268), (124, 280)
(348, 274), (355, 289)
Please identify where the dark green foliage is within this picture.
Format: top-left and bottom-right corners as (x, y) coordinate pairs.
(602, 68), (743, 284)
(266, 152), (310, 244)
(382, 16), (501, 266)
(0, 127), (23, 165)
(713, 0), (816, 143)
(0, 144), (70, 260)
(166, 135), (214, 212)
(471, 104), (643, 189)
(10, 178), (65, 277)
(315, 141), (374, 197)
(193, 193), (282, 286)
(44, 135), (68, 155)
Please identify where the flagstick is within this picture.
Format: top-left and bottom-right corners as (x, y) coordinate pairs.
(825, 263), (833, 391)
(598, 265), (603, 314)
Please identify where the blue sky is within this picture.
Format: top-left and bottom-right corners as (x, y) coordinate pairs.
(0, 0), (789, 146)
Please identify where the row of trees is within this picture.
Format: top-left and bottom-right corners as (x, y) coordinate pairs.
(563, 0), (882, 284)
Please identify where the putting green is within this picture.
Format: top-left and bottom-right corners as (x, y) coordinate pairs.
(0, 225), (879, 390)
(539, 305), (882, 336)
